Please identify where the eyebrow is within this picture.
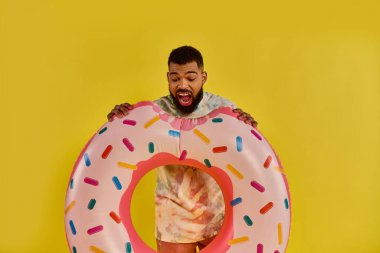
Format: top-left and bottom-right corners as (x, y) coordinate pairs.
(169, 71), (198, 75)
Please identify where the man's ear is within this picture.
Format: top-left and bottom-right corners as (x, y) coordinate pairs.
(202, 71), (208, 84)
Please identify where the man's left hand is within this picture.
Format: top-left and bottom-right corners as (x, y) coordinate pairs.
(233, 108), (258, 128)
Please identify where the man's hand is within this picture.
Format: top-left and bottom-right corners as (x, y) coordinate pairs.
(233, 108), (258, 128)
(107, 103), (134, 122)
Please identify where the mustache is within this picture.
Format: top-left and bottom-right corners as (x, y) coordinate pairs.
(176, 89), (193, 94)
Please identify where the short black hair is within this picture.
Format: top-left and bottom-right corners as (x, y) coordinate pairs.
(168, 46), (204, 69)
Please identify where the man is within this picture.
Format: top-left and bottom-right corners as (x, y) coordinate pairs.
(108, 46), (257, 253)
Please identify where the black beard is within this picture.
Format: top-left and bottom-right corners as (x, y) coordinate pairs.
(170, 87), (204, 114)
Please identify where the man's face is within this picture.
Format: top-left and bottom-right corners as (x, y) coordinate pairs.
(167, 61), (207, 114)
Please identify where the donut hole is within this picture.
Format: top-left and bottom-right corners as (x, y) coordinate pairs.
(130, 164), (226, 252)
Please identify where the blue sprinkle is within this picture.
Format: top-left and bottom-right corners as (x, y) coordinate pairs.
(70, 178), (74, 189)
(99, 127), (107, 135)
(84, 153), (91, 167)
(168, 130), (180, 138)
(112, 176), (122, 190)
(212, 118), (223, 123)
(126, 242), (132, 253)
(236, 136), (243, 152)
(230, 197), (242, 206)
(69, 220), (77, 235)
(284, 198), (289, 209)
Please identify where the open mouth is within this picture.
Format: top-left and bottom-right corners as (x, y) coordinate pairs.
(177, 91), (193, 107)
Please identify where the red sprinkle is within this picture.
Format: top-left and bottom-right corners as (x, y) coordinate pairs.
(123, 119), (136, 126)
(101, 145), (113, 159)
(84, 177), (99, 186)
(260, 202), (274, 214)
(109, 211), (121, 224)
(87, 225), (103, 235)
(123, 138), (135, 152)
(264, 155), (272, 168)
(179, 150), (187, 160)
(250, 181), (265, 192)
(212, 146), (228, 153)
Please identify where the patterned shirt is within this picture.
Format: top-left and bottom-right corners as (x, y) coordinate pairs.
(153, 92), (235, 243)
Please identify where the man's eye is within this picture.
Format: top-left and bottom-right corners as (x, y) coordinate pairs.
(171, 78), (179, 82)
(188, 78), (195, 81)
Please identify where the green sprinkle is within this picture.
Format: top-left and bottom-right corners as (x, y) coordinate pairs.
(204, 159), (212, 168)
(243, 215), (253, 226)
(212, 118), (223, 123)
(88, 198), (96, 210)
(99, 127), (108, 134)
(148, 142), (154, 153)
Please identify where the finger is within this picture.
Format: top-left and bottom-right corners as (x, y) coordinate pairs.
(121, 103), (133, 110)
(118, 106), (130, 115)
(233, 108), (242, 113)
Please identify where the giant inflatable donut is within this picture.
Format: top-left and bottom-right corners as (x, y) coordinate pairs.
(64, 101), (291, 253)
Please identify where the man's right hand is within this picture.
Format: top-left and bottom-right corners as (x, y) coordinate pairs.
(107, 103), (134, 122)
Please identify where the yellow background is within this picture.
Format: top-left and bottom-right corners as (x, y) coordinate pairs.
(1, 0), (379, 252)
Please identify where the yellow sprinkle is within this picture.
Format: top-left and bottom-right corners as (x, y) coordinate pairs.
(144, 115), (160, 128)
(64, 200), (76, 215)
(90, 246), (106, 253)
(278, 223), (283, 245)
(117, 161), (137, 170)
(193, 129), (210, 144)
(276, 166), (285, 174)
(228, 236), (249, 245)
(227, 164), (244, 179)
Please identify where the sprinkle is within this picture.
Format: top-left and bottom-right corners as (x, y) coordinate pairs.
(193, 129), (210, 144)
(126, 242), (132, 253)
(69, 220), (76, 235)
(276, 166), (285, 174)
(250, 180), (265, 192)
(228, 236), (249, 245)
(123, 138), (135, 152)
(109, 211), (121, 224)
(98, 127), (107, 135)
(274, 250), (280, 253)
(88, 199), (96, 210)
(204, 159), (212, 168)
(243, 215), (253, 226)
(230, 197), (242, 206)
(70, 178), (74, 189)
(148, 142), (154, 153)
(112, 176), (122, 190)
(84, 177), (99, 186)
(236, 136), (243, 152)
(264, 155), (272, 168)
(87, 225), (104, 235)
(260, 202), (274, 214)
(213, 146), (227, 153)
(123, 119), (136, 126)
(84, 153), (91, 167)
(144, 115), (160, 128)
(179, 150), (187, 160)
(284, 198), (289, 209)
(226, 164), (244, 179)
(72, 246), (77, 253)
(101, 145), (113, 159)
(212, 118), (223, 123)
(65, 201), (76, 214)
(117, 161), (137, 170)
(251, 129), (262, 141)
(257, 243), (264, 253)
(278, 223), (283, 245)
(89, 246), (106, 253)
(168, 130), (180, 138)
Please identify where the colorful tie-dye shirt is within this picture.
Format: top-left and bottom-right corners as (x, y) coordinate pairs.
(153, 92), (236, 243)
